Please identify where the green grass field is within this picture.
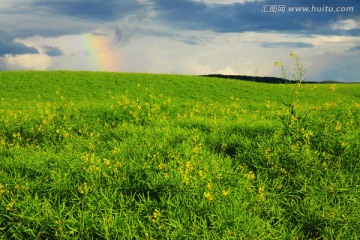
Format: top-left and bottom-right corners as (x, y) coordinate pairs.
(1, 71), (359, 239)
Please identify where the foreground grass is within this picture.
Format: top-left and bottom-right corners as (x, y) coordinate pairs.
(0, 71), (359, 239)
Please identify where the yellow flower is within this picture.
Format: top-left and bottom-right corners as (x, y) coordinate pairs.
(163, 173), (169, 180)
(152, 209), (161, 223)
(258, 187), (265, 201)
(322, 162), (328, 168)
(290, 52), (296, 58)
(221, 189), (230, 197)
(330, 84), (337, 92)
(335, 121), (342, 131)
(183, 175), (192, 185)
(274, 61), (282, 67)
(78, 182), (92, 194)
(6, 199), (16, 211)
(311, 84), (318, 91)
(266, 100), (271, 109)
(185, 161), (193, 174)
(198, 170), (205, 179)
(0, 183), (4, 195)
(204, 191), (214, 201)
(220, 143), (228, 151)
(103, 159), (111, 166)
(245, 171), (255, 180)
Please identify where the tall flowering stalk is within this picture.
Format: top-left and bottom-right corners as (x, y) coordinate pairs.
(275, 53), (316, 149)
(275, 52), (308, 126)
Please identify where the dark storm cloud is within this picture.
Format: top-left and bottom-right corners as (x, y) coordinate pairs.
(150, 0), (359, 34)
(30, 0), (143, 21)
(42, 45), (63, 56)
(0, 36), (38, 57)
(4, 0), (359, 41)
(259, 42), (314, 48)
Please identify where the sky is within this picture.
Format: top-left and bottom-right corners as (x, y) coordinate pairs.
(0, 0), (359, 82)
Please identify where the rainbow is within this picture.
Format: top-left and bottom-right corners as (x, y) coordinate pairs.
(82, 33), (120, 72)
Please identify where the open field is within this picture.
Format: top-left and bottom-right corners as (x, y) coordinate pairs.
(0, 71), (359, 239)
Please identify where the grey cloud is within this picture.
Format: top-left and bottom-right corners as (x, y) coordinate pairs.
(176, 36), (205, 45)
(346, 27), (360, 36)
(259, 41), (314, 48)
(0, 35), (39, 56)
(347, 46), (360, 52)
(3, 0), (359, 43)
(114, 27), (133, 45)
(2, 0), (153, 40)
(0, 58), (6, 70)
(42, 45), (63, 56)
(30, 0), (144, 21)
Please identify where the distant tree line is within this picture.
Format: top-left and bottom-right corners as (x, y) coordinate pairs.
(202, 74), (347, 84)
